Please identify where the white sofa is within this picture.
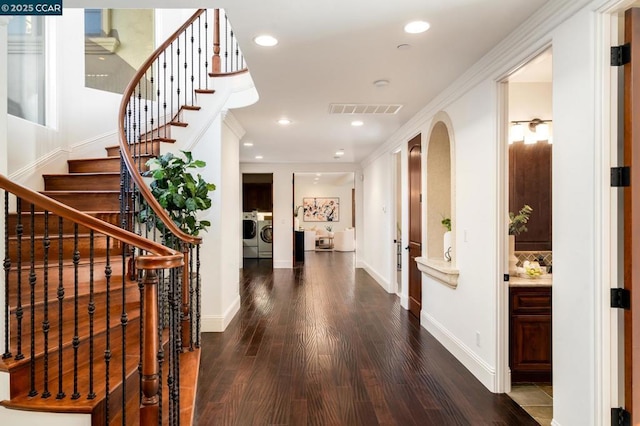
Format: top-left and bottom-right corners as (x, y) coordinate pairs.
(333, 228), (355, 252)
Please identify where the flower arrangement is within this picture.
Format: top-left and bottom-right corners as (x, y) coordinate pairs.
(294, 205), (303, 217)
(509, 204), (533, 236)
(325, 225), (333, 232)
(441, 217), (451, 232)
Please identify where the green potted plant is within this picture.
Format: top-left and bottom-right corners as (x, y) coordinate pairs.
(139, 150), (216, 246)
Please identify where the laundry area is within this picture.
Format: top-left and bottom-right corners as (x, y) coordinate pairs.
(242, 211), (272, 259)
(242, 173), (273, 261)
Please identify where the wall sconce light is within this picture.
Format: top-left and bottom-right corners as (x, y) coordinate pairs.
(510, 118), (552, 144)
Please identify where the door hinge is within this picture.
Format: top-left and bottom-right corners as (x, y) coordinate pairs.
(504, 274), (510, 282)
(611, 44), (631, 66)
(611, 167), (631, 187)
(611, 288), (631, 310)
(612, 407), (631, 426)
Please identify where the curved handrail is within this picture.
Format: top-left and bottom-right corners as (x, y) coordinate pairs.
(118, 9), (205, 246)
(0, 174), (183, 270)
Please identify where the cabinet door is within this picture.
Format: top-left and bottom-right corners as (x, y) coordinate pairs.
(510, 314), (552, 382)
(509, 142), (552, 251)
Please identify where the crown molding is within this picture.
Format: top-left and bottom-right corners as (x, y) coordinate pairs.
(222, 109), (246, 140)
(361, 0), (592, 169)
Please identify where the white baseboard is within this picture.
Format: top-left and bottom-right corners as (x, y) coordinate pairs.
(361, 262), (392, 293)
(399, 294), (409, 310)
(421, 312), (497, 392)
(273, 260), (291, 269)
(201, 295), (240, 332)
(551, 420), (561, 426)
(9, 148), (68, 187)
(0, 406), (91, 426)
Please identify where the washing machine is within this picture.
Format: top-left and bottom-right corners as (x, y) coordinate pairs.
(258, 219), (273, 259)
(242, 212), (258, 258)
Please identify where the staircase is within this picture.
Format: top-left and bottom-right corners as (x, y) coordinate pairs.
(0, 8), (247, 425)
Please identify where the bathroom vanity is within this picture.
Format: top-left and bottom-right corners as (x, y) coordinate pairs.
(509, 276), (552, 382)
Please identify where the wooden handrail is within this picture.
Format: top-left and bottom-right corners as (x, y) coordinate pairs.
(118, 9), (206, 247)
(0, 174), (183, 270)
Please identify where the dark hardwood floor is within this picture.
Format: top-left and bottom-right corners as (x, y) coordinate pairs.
(194, 252), (537, 425)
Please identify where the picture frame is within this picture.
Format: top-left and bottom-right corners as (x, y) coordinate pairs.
(302, 197), (339, 222)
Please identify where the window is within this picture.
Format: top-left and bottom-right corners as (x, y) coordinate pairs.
(7, 16), (46, 125)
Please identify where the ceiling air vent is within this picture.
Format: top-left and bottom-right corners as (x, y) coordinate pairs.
(329, 104), (403, 115)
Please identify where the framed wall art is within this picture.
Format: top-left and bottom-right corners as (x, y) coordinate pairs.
(302, 197), (339, 222)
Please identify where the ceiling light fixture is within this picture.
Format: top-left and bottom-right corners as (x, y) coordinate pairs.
(335, 150), (345, 156)
(278, 118), (291, 125)
(253, 35), (278, 47)
(404, 20), (430, 34)
(397, 43), (411, 50)
(351, 120), (364, 127)
(509, 118), (552, 144)
(243, 142), (254, 147)
(373, 79), (390, 87)
(255, 155), (263, 159)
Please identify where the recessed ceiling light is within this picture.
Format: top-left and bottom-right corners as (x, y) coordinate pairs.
(254, 35), (278, 47)
(373, 79), (390, 87)
(315, 173), (321, 176)
(255, 155), (263, 159)
(351, 120), (364, 127)
(314, 177), (319, 181)
(243, 142), (254, 147)
(404, 21), (430, 34)
(278, 118), (291, 125)
(335, 150), (345, 156)
(397, 43), (411, 50)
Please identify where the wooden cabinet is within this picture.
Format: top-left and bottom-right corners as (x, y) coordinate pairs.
(509, 286), (552, 382)
(242, 182), (272, 212)
(509, 142), (552, 251)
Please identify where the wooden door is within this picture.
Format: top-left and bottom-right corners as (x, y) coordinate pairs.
(623, 8), (640, 418)
(408, 135), (422, 319)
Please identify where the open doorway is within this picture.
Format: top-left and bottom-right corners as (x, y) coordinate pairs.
(242, 173), (273, 266)
(501, 48), (554, 423)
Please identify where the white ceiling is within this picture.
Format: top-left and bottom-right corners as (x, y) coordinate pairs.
(68, 0), (550, 164)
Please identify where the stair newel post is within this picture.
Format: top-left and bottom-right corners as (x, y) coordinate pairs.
(2, 190), (11, 360)
(181, 244), (191, 351)
(212, 9), (221, 74)
(140, 267), (160, 425)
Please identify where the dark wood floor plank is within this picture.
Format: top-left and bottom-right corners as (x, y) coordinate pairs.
(194, 253), (538, 425)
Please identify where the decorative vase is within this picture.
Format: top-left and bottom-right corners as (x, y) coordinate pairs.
(443, 231), (452, 262)
(294, 217), (300, 230)
(509, 234), (519, 274)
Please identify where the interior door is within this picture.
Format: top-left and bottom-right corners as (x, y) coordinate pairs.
(408, 134), (422, 319)
(623, 7), (640, 419)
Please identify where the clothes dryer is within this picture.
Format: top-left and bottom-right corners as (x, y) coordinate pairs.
(242, 212), (258, 258)
(258, 219), (273, 258)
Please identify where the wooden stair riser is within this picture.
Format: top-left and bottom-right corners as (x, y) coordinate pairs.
(105, 139), (167, 158)
(7, 234), (122, 262)
(8, 281), (139, 337)
(7, 212), (122, 235)
(44, 174), (121, 192)
(38, 192), (121, 212)
(67, 157), (151, 174)
(6, 260), (126, 300)
(8, 315), (141, 399)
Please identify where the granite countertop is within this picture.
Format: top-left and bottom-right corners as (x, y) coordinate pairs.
(509, 274), (552, 287)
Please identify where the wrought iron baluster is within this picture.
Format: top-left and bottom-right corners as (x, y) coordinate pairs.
(204, 10), (209, 88)
(184, 28), (188, 108)
(163, 50), (168, 140)
(3, 190), (11, 359)
(191, 22), (195, 105)
(197, 15), (202, 90)
(104, 237), (112, 424)
(15, 197), (24, 361)
(120, 244), (128, 426)
(176, 40), (181, 120)
(189, 244), (194, 351)
(225, 14), (229, 73)
(56, 216), (65, 399)
(41, 211), (51, 398)
(87, 230), (96, 400)
(71, 223), (80, 400)
(196, 243), (201, 348)
(28, 204), (37, 397)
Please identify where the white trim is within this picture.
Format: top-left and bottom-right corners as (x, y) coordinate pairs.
(222, 110), (246, 140)
(421, 312), (497, 392)
(69, 130), (118, 153)
(361, 261), (393, 293)
(8, 147), (67, 181)
(201, 295), (240, 332)
(0, 405), (91, 425)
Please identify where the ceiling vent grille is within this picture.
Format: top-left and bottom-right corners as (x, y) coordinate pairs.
(329, 103), (403, 115)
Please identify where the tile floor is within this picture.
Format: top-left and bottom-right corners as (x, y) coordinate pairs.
(508, 383), (553, 426)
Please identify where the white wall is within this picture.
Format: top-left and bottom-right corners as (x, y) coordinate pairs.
(240, 162), (361, 269)
(294, 176), (353, 232)
(360, 0), (605, 424)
